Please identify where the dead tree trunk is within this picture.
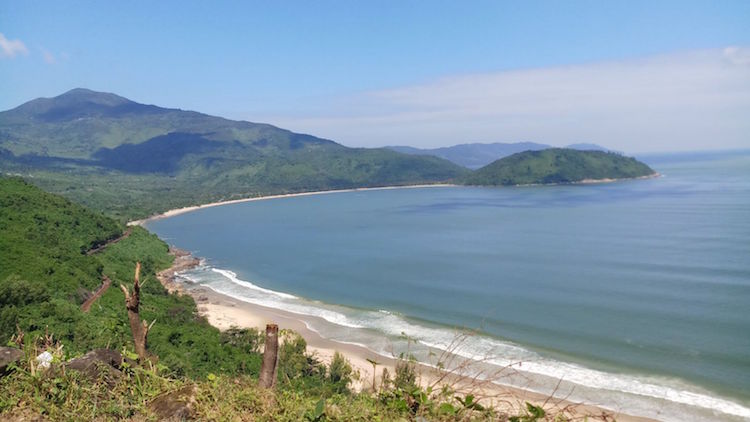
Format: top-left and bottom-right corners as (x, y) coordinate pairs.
(120, 262), (154, 361)
(258, 324), (279, 388)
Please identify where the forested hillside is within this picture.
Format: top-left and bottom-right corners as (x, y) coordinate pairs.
(0, 177), (260, 376)
(462, 148), (656, 186)
(0, 89), (467, 221)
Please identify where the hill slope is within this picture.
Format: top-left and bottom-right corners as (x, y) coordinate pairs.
(0, 89), (467, 220)
(463, 148), (656, 186)
(0, 177), (261, 376)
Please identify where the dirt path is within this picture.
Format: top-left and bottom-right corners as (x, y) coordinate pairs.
(86, 228), (132, 255)
(80, 275), (113, 312)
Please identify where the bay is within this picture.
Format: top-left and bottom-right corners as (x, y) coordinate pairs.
(147, 151), (750, 421)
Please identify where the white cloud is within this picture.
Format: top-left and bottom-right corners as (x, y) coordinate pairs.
(40, 47), (56, 64)
(263, 47), (750, 153)
(0, 33), (29, 58)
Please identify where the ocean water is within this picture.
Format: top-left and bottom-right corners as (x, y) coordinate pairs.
(146, 151), (750, 421)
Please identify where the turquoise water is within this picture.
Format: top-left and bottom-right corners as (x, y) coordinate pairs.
(147, 151), (750, 421)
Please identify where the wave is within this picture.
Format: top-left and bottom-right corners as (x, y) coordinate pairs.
(178, 265), (750, 421)
(210, 268), (297, 299)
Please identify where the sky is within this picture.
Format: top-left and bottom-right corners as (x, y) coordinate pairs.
(1, 1), (749, 153)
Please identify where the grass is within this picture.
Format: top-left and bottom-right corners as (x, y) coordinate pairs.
(0, 338), (559, 422)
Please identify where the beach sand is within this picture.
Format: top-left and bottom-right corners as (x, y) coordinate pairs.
(157, 253), (653, 422)
(129, 184), (456, 226)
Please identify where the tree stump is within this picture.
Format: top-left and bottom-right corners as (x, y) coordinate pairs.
(258, 324), (279, 388)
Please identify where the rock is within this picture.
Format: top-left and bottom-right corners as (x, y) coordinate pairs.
(35, 351), (53, 369)
(149, 384), (197, 420)
(0, 346), (23, 375)
(65, 349), (130, 387)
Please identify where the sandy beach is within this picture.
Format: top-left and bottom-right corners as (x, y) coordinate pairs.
(156, 249), (653, 422)
(128, 184), (457, 226)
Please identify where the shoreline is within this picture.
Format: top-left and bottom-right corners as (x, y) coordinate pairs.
(128, 173), (660, 226)
(128, 184), (457, 226)
(157, 250), (652, 422)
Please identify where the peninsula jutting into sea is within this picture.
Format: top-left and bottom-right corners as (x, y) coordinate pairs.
(2, 3), (749, 421)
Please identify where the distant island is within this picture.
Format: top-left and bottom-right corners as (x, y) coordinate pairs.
(387, 142), (619, 169)
(462, 148), (656, 186)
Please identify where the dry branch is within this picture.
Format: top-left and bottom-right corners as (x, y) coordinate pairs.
(120, 262), (151, 360)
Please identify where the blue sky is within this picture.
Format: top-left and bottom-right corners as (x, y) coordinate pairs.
(2, 1), (749, 152)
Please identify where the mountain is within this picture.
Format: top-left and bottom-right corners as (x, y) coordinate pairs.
(387, 142), (550, 169)
(462, 148), (656, 186)
(0, 89), (468, 220)
(387, 142), (619, 169)
(0, 88), (339, 159)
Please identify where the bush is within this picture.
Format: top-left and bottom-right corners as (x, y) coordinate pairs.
(327, 352), (354, 395)
(221, 327), (264, 354)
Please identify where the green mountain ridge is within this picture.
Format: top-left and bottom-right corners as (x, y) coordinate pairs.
(0, 89), (467, 220)
(464, 148), (656, 186)
(0, 89), (654, 221)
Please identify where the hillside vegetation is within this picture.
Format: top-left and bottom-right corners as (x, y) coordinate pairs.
(463, 148), (655, 186)
(0, 177), (260, 377)
(0, 89), (467, 221)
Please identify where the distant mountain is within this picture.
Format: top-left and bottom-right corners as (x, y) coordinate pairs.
(565, 143), (621, 153)
(387, 142), (551, 169)
(0, 88), (339, 159)
(0, 89), (467, 220)
(387, 142), (617, 169)
(462, 148), (655, 186)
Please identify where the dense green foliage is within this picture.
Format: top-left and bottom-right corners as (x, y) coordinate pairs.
(462, 148), (655, 186)
(0, 89), (467, 221)
(0, 177), (260, 377)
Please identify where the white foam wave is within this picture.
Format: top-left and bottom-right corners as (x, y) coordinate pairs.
(180, 266), (364, 329)
(181, 265), (750, 420)
(210, 268), (297, 299)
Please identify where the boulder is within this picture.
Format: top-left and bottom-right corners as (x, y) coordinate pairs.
(0, 347), (23, 375)
(65, 349), (129, 386)
(148, 384), (197, 421)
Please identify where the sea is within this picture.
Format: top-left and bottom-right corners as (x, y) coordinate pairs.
(146, 150), (750, 421)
